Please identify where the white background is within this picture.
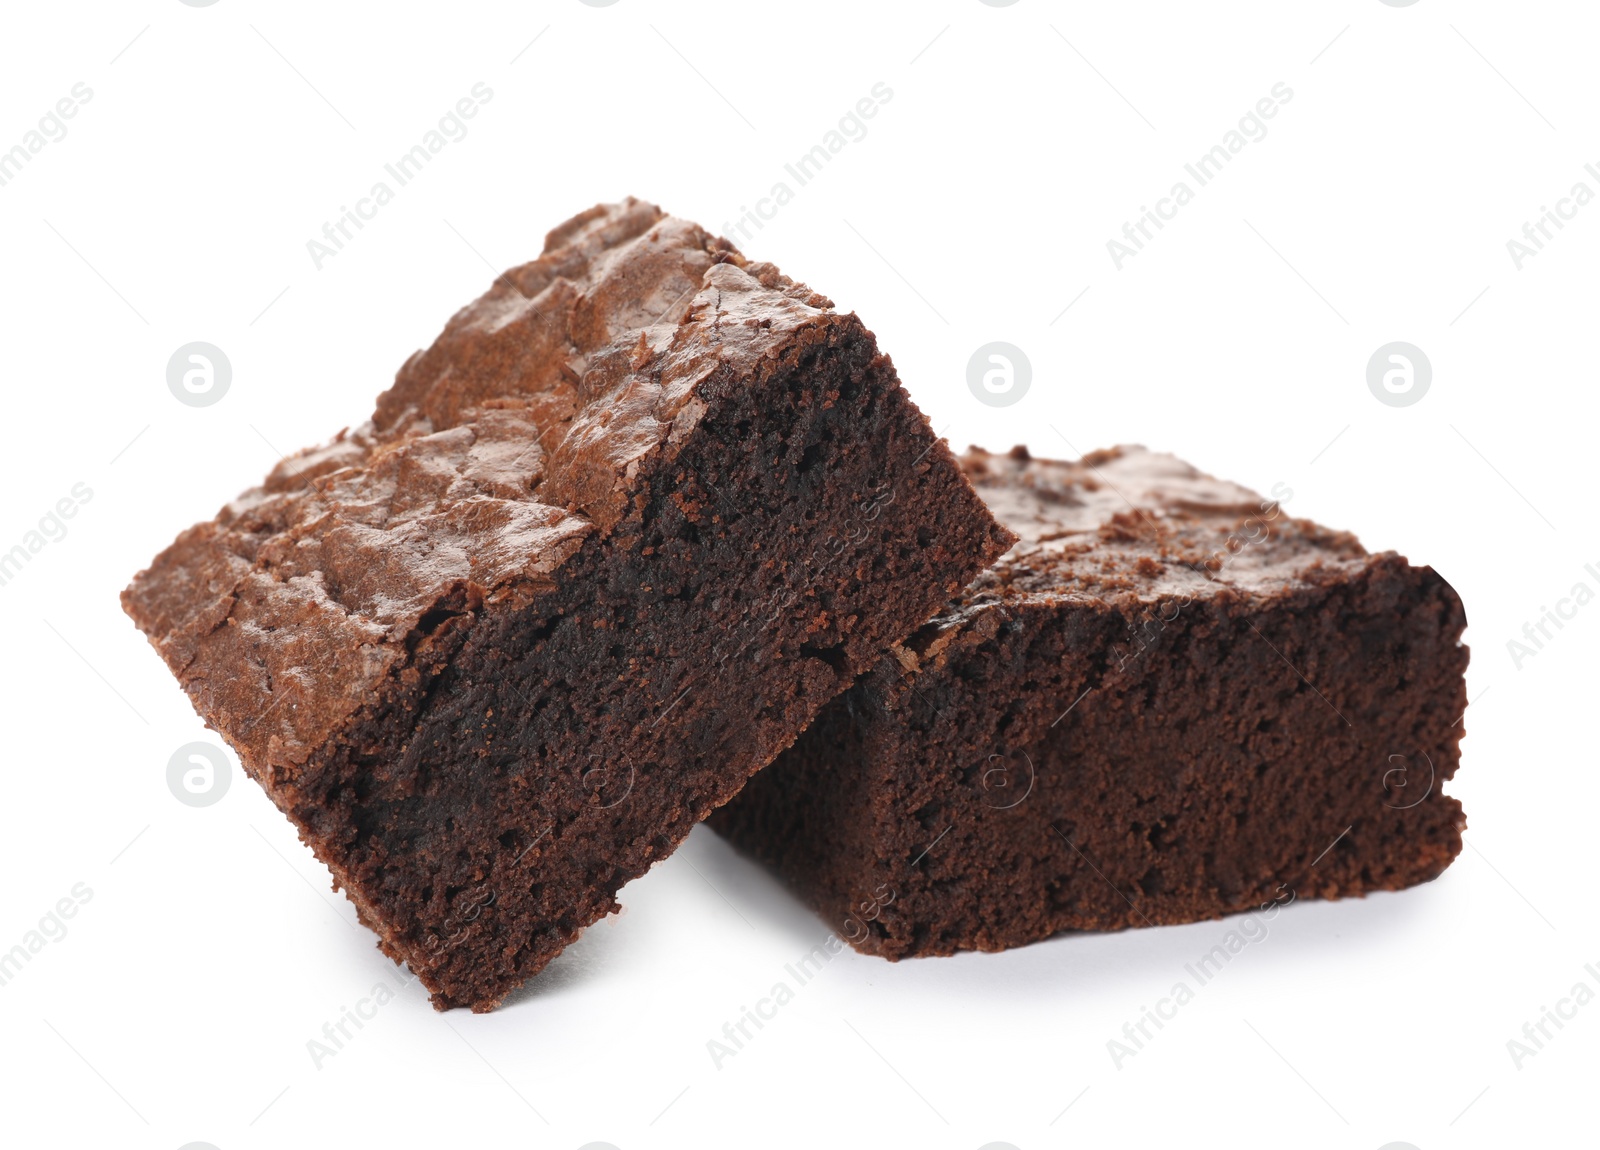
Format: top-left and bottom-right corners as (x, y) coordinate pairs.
(0, 2), (1594, 1147)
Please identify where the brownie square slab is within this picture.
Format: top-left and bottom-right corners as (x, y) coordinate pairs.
(711, 445), (1468, 959)
(123, 199), (1013, 1010)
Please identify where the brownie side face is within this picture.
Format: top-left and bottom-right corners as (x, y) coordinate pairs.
(710, 445), (1468, 959)
(123, 199), (1013, 1009)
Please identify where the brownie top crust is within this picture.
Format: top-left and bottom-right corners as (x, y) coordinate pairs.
(123, 198), (856, 777)
(885, 445), (1376, 676)
(957, 444), (1368, 603)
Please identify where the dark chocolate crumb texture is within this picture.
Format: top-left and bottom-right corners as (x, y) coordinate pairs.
(123, 199), (1013, 1009)
(712, 445), (1467, 959)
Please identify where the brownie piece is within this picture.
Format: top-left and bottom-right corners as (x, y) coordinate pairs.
(122, 199), (1013, 1009)
(711, 445), (1467, 958)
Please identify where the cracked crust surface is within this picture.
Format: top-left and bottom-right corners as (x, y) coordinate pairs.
(124, 199), (846, 780)
(121, 198), (1014, 1008)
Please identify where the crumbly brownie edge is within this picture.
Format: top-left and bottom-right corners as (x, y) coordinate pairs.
(260, 313), (1011, 1009)
(122, 199), (1013, 1009)
(714, 550), (1467, 959)
(712, 441), (1469, 959)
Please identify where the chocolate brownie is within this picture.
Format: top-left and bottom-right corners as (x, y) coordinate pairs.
(711, 445), (1467, 958)
(123, 199), (1013, 1009)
